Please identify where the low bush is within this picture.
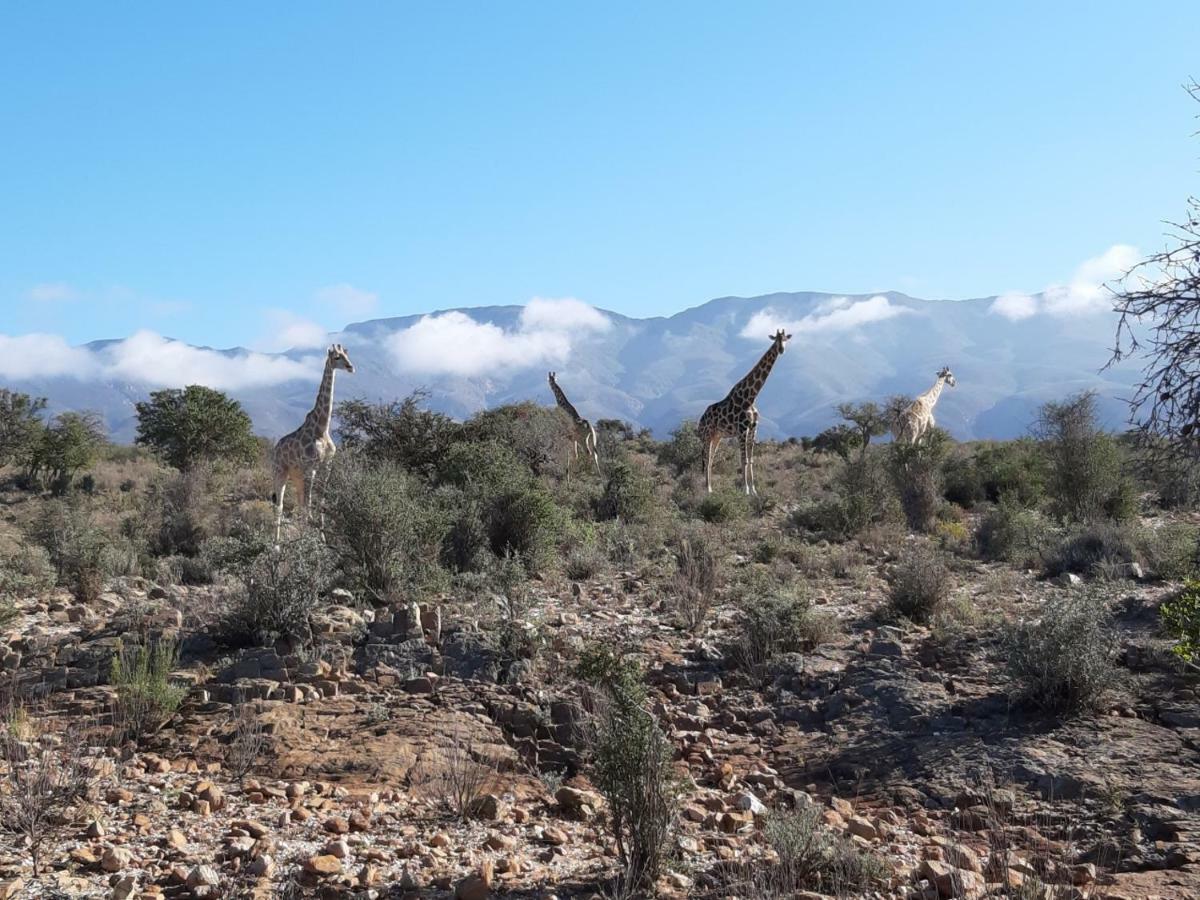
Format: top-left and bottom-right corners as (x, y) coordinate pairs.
(595, 458), (655, 524)
(791, 453), (898, 540)
(887, 547), (953, 622)
(1160, 579), (1200, 664)
(656, 420), (703, 476)
(1044, 522), (1138, 580)
(1004, 593), (1119, 713)
(671, 530), (723, 631)
(889, 430), (949, 533)
(1036, 392), (1134, 524)
(975, 496), (1052, 567)
(110, 638), (187, 742)
(730, 589), (837, 679)
(695, 489), (749, 523)
(1138, 523), (1199, 581)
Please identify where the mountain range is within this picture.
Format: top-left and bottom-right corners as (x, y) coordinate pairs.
(4, 290), (1142, 443)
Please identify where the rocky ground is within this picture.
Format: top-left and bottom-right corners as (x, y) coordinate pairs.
(2, 541), (1200, 900)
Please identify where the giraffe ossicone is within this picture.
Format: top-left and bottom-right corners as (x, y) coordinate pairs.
(271, 343), (355, 540)
(697, 329), (791, 496)
(893, 365), (956, 445)
(547, 371), (601, 482)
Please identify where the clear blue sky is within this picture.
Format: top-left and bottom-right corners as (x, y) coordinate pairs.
(1, 1), (1196, 349)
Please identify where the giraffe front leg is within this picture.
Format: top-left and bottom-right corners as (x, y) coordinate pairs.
(274, 480), (287, 543)
(305, 468), (318, 521)
(747, 426), (759, 497)
(740, 432), (752, 496)
(704, 438), (717, 493)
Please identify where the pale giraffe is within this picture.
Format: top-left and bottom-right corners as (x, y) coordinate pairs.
(697, 329), (792, 495)
(271, 344), (354, 539)
(893, 366), (956, 445)
(548, 371), (601, 481)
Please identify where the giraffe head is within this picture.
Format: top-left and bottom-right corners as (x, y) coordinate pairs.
(327, 344), (355, 374)
(548, 371), (557, 386)
(769, 329), (792, 354)
(938, 365), (956, 387)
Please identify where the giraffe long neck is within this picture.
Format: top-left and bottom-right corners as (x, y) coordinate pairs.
(305, 359), (337, 434)
(729, 343), (783, 405)
(920, 377), (946, 408)
(550, 380), (584, 422)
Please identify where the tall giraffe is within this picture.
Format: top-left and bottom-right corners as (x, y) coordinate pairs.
(548, 371), (601, 481)
(271, 344), (355, 539)
(892, 366), (956, 445)
(698, 329), (791, 495)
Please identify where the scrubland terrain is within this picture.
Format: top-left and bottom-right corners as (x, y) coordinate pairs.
(1, 392), (1199, 900)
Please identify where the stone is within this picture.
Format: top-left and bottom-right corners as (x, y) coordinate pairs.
(303, 854), (342, 876)
(919, 859), (985, 899)
(485, 833), (517, 851)
(110, 875), (136, 900)
(542, 826), (569, 845)
(0, 880), (23, 900)
(941, 841), (982, 873)
(469, 793), (502, 820)
(246, 855), (274, 878)
(734, 791), (767, 816)
(324, 840), (351, 859)
(186, 866), (221, 888)
(1057, 572), (1084, 588)
(455, 875), (490, 900)
(101, 847), (132, 872)
(847, 815), (878, 840)
(323, 816), (349, 834)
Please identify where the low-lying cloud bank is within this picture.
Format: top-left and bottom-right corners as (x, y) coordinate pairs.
(990, 244), (1140, 321)
(740, 294), (912, 340)
(0, 330), (317, 390)
(387, 297), (611, 376)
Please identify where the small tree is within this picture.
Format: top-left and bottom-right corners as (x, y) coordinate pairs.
(1034, 392), (1131, 523)
(135, 385), (257, 470)
(27, 412), (105, 491)
(837, 401), (889, 456)
(0, 389), (47, 468)
(811, 424), (861, 460)
(336, 391), (460, 479)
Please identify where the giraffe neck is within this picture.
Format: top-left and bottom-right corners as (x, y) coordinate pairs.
(920, 377), (946, 408)
(551, 380), (584, 423)
(305, 359), (337, 436)
(729, 342), (783, 406)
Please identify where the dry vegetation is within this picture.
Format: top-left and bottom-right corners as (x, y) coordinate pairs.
(0, 387), (1198, 898)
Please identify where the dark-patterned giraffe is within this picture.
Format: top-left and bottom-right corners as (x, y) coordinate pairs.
(271, 344), (354, 539)
(697, 329), (791, 495)
(548, 371), (601, 482)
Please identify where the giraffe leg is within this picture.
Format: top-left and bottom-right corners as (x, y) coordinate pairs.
(274, 479), (287, 543)
(739, 431), (752, 496)
(587, 431), (601, 476)
(704, 437), (718, 493)
(305, 468), (318, 521)
(747, 425), (759, 497)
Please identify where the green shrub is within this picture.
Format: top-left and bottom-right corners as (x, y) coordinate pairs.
(0, 544), (55, 600)
(975, 496), (1052, 567)
(657, 420), (703, 476)
(26, 412), (106, 493)
(889, 429), (949, 533)
(142, 463), (226, 558)
(323, 456), (448, 601)
(792, 453), (898, 539)
(696, 489), (749, 523)
(487, 482), (562, 571)
(463, 402), (562, 477)
(1161, 580), (1200, 663)
(1004, 593), (1119, 712)
(1045, 522), (1138, 579)
(945, 439), (1048, 509)
(887, 547), (952, 622)
(577, 647), (679, 891)
(30, 498), (113, 602)
(564, 545), (605, 581)
(1036, 392), (1134, 523)
(134, 385), (257, 470)
(1139, 523), (1199, 581)
(110, 638), (186, 742)
(730, 589), (836, 679)
(596, 458), (654, 524)
(336, 392), (461, 480)
(211, 526), (333, 646)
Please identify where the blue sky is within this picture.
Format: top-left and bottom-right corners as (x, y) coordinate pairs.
(1, 1), (1197, 350)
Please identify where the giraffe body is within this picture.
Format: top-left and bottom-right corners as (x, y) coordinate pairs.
(893, 366), (956, 445)
(272, 344), (354, 539)
(548, 372), (600, 481)
(697, 329), (791, 495)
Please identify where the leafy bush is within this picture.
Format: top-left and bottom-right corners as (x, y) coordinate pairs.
(887, 547), (952, 622)
(0, 543), (55, 600)
(110, 638), (186, 741)
(733, 807), (888, 896)
(211, 527), (333, 646)
(1161, 580), (1200, 663)
(811, 424), (861, 460)
(889, 429), (949, 532)
(577, 647), (679, 891)
(596, 458), (655, 524)
(463, 402), (562, 477)
(975, 496), (1052, 567)
(487, 482), (563, 571)
(1045, 522), (1138, 579)
(323, 456), (448, 601)
(134, 385), (258, 470)
(671, 530), (722, 631)
(564, 545), (605, 581)
(695, 489), (749, 523)
(944, 440), (1047, 509)
(1004, 592), (1119, 712)
(1139, 523), (1199, 581)
(656, 420), (702, 476)
(730, 589), (836, 679)
(27, 412), (105, 492)
(1036, 392), (1134, 523)
(141, 463), (227, 558)
(30, 499), (113, 603)
(792, 453), (898, 539)
(0, 389), (47, 469)
(336, 392), (460, 479)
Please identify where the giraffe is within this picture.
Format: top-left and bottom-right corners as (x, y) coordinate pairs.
(548, 371), (601, 481)
(892, 366), (956, 445)
(697, 329), (791, 495)
(271, 344), (355, 539)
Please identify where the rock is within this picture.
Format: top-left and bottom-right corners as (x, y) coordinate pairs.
(186, 866), (221, 888)
(165, 828), (187, 850)
(734, 791), (767, 816)
(196, 782), (224, 811)
(246, 855), (274, 878)
(101, 847), (132, 872)
(469, 793), (502, 820)
(323, 816), (350, 834)
(110, 875), (136, 900)
(847, 815), (878, 840)
(87, 819), (105, 838)
(303, 854), (342, 876)
(234, 819), (271, 839)
(542, 826), (569, 845)
(830, 796), (854, 818)
(941, 841), (982, 873)
(919, 859), (985, 899)
(455, 875), (490, 900)
(324, 840), (351, 859)
(485, 833), (517, 851)
(1056, 572), (1084, 588)
(0, 880), (23, 900)
(555, 786), (602, 817)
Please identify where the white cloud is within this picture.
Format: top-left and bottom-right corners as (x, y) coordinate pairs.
(387, 297), (610, 376)
(0, 329), (317, 390)
(28, 282), (78, 302)
(990, 244), (1139, 320)
(990, 292), (1038, 322)
(258, 310), (329, 352)
(315, 283), (379, 317)
(740, 295), (911, 339)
